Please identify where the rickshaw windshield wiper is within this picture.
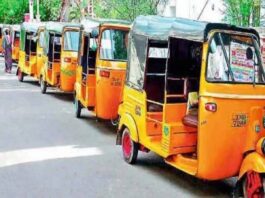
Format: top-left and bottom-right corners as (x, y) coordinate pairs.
(217, 33), (235, 82)
(251, 37), (265, 84)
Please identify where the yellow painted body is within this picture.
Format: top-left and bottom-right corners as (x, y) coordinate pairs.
(75, 24), (129, 120)
(42, 28), (79, 92)
(12, 38), (20, 61)
(43, 51), (78, 92)
(118, 30), (265, 181)
(0, 37), (3, 53)
(18, 29), (45, 79)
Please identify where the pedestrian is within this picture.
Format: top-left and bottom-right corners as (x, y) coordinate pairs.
(2, 29), (12, 73)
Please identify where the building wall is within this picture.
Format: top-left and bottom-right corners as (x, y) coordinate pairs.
(158, 0), (224, 22)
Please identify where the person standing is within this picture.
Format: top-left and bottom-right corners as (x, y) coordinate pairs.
(2, 29), (12, 73)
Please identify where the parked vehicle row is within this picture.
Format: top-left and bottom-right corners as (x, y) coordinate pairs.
(12, 16), (265, 197)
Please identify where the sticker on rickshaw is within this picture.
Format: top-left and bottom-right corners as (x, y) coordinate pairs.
(232, 113), (248, 127)
(163, 126), (169, 136)
(135, 105), (141, 116)
(111, 77), (122, 86)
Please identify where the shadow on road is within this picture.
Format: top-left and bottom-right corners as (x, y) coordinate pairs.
(133, 154), (233, 197)
(45, 91), (74, 102)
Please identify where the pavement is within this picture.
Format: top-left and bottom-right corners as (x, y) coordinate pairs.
(0, 58), (234, 197)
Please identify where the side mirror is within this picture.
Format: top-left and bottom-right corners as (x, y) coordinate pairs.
(210, 40), (217, 54)
(91, 29), (99, 38)
(246, 47), (253, 60)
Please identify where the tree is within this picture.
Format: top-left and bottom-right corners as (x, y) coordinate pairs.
(223, 0), (261, 27)
(94, 0), (167, 21)
(38, 0), (62, 21)
(0, 0), (28, 24)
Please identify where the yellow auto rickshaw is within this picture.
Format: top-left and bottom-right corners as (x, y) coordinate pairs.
(0, 24), (4, 54)
(117, 15), (265, 197)
(74, 18), (130, 122)
(11, 25), (20, 62)
(40, 22), (81, 93)
(17, 22), (45, 82)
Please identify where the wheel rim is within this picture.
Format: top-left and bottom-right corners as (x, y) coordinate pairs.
(245, 171), (264, 198)
(122, 132), (132, 158)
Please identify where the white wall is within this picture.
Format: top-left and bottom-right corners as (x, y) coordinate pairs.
(158, 0), (224, 23)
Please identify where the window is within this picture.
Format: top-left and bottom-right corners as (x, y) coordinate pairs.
(207, 32), (265, 84)
(64, 31), (80, 51)
(100, 29), (128, 61)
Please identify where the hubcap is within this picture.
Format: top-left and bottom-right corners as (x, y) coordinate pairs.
(122, 132), (132, 158)
(246, 171), (264, 198)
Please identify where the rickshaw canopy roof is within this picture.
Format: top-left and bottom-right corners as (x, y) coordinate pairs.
(45, 22), (81, 34)
(132, 15), (259, 42)
(21, 22), (45, 33)
(81, 18), (131, 33)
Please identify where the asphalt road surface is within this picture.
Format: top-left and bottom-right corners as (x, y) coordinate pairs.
(0, 59), (234, 197)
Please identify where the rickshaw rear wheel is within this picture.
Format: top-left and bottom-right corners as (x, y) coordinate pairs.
(74, 96), (82, 118)
(242, 171), (265, 198)
(17, 68), (24, 82)
(122, 128), (138, 164)
(40, 76), (47, 94)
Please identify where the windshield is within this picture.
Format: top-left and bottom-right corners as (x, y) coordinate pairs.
(63, 31), (80, 51)
(207, 32), (265, 84)
(100, 29), (129, 61)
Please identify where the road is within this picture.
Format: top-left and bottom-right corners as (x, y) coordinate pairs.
(0, 59), (234, 197)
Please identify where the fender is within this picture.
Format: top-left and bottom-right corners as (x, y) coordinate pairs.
(239, 152), (265, 179)
(118, 112), (139, 143)
(74, 82), (81, 98)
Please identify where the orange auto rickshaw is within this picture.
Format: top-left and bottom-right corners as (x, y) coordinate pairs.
(74, 18), (130, 122)
(40, 22), (81, 93)
(17, 22), (45, 82)
(117, 15), (265, 197)
(11, 25), (20, 62)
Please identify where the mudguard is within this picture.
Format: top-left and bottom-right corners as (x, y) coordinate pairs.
(117, 112), (139, 144)
(239, 152), (265, 179)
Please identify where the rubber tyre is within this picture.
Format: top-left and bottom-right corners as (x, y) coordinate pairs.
(17, 68), (24, 82)
(122, 128), (138, 164)
(74, 96), (82, 118)
(242, 171), (265, 198)
(40, 76), (47, 94)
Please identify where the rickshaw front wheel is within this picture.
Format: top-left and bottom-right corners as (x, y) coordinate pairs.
(17, 68), (24, 82)
(122, 128), (138, 164)
(242, 171), (265, 198)
(40, 76), (47, 94)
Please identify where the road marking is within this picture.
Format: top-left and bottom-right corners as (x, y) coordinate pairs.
(0, 145), (103, 168)
(0, 76), (19, 80)
(0, 88), (40, 92)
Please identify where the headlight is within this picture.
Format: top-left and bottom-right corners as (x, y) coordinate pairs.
(256, 137), (265, 155)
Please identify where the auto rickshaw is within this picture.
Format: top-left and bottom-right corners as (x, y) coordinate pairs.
(17, 22), (45, 82)
(0, 24), (4, 54)
(40, 22), (81, 93)
(11, 25), (21, 62)
(117, 15), (265, 197)
(74, 18), (130, 122)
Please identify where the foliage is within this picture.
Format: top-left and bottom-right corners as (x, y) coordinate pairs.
(38, 0), (62, 21)
(94, 0), (167, 21)
(0, 0), (28, 24)
(223, 0), (261, 27)
(68, 0), (89, 22)
(0, 0), (62, 24)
